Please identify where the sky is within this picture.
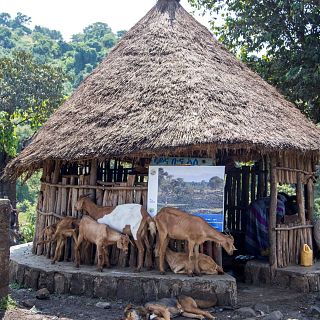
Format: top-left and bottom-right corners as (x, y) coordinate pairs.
(0, 0), (213, 40)
(161, 166), (225, 182)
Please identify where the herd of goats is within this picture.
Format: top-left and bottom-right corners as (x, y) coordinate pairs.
(37, 195), (236, 276)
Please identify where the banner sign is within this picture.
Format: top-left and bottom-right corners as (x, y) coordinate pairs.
(151, 157), (213, 166)
(147, 165), (225, 232)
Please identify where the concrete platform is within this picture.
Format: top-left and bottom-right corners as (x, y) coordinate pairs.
(245, 260), (320, 292)
(10, 243), (237, 305)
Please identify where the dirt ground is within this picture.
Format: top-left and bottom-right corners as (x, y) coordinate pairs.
(1, 282), (319, 320)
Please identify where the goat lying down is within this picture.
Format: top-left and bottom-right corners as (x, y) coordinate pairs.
(124, 295), (217, 320)
(155, 207), (236, 276)
(165, 248), (224, 275)
(75, 215), (131, 272)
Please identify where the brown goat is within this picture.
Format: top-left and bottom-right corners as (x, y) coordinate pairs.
(165, 248), (224, 275)
(74, 195), (156, 271)
(36, 223), (58, 247)
(51, 217), (80, 264)
(155, 207), (236, 276)
(124, 295), (216, 320)
(75, 215), (131, 272)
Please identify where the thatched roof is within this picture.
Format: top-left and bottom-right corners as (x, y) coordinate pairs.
(6, 0), (320, 177)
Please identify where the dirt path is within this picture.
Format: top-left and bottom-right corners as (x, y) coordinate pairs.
(1, 283), (318, 320)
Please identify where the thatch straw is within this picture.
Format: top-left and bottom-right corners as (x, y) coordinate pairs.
(5, 0), (320, 178)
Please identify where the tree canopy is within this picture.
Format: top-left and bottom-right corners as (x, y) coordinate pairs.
(0, 12), (125, 90)
(0, 51), (67, 156)
(188, 0), (320, 122)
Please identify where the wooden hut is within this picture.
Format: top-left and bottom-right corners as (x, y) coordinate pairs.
(5, 0), (320, 272)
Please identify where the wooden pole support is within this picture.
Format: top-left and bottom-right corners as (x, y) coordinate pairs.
(89, 159), (98, 199)
(307, 178), (314, 222)
(269, 157), (278, 273)
(213, 243), (222, 267)
(0, 199), (10, 299)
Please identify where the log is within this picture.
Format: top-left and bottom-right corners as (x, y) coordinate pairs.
(213, 244), (222, 268)
(307, 178), (314, 222)
(96, 189), (103, 206)
(60, 178), (68, 216)
(250, 168), (256, 203)
(89, 159), (98, 199)
(257, 161), (263, 198)
(276, 224), (282, 267)
(289, 227), (294, 264)
(269, 157), (278, 272)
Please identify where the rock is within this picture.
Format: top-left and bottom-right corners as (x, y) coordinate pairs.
(310, 306), (320, 316)
(95, 301), (111, 309)
(237, 307), (256, 317)
(29, 306), (42, 314)
(263, 311), (284, 320)
(254, 303), (270, 314)
(21, 299), (36, 308)
(35, 288), (50, 300)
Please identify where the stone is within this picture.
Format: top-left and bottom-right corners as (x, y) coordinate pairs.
(36, 288), (50, 300)
(263, 311), (284, 320)
(310, 306), (320, 316)
(254, 303), (270, 314)
(237, 307), (256, 317)
(21, 299), (36, 308)
(95, 301), (111, 309)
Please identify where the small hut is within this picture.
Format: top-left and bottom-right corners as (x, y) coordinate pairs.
(5, 0), (320, 272)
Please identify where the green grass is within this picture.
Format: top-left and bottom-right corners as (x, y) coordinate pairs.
(0, 295), (17, 311)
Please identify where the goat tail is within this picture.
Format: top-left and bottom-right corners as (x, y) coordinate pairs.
(147, 217), (157, 239)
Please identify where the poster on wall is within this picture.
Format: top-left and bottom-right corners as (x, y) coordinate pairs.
(147, 165), (225, 232)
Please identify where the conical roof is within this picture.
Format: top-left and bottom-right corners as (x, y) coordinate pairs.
(6, 0), (320, 177)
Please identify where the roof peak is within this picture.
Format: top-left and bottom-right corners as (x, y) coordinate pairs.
(156, 0), (181, 22)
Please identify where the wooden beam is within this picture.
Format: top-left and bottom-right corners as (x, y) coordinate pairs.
(269, 157), (278, 273)
(89, 159), (98, 199)
(297, 172), (306, 224)
(307, 178), (314, 222)
(213, 243), (222, 268)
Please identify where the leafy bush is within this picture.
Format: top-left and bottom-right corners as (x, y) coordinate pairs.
(0, 295), (16, 311)
(17, 171), (41, 242)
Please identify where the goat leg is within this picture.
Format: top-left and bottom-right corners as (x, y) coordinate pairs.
(187, 241), (196, 276)
(135, 238), (145, 272)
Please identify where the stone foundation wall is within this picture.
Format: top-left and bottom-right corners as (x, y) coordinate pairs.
(245, 260), (320, 293)
(10, 244), (237, 306)
(0, 199), (10, 298)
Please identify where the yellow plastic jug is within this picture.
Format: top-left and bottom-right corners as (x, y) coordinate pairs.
(300, 244), (313, 267)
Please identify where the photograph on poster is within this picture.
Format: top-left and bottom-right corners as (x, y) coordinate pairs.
(147, 166), (225, 232)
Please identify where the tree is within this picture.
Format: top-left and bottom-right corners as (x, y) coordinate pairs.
(188, 0), (320, 122)
(0, 51), (67, 205)
(208, 176), (224, 189)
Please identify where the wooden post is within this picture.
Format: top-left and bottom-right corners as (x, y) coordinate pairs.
(297, 172), (306, 223)
(213, 243), (222, 267)
(89, 159), (98, 199)
(307, 178), (314, 222)
(0, 199), (10, 298)
(269, 157), (278, 273)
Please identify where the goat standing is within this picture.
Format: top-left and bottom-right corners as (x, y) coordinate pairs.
(75, 215), (131, 272)
(74, 196), (156, 271)
(155, 207), (236, 276)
